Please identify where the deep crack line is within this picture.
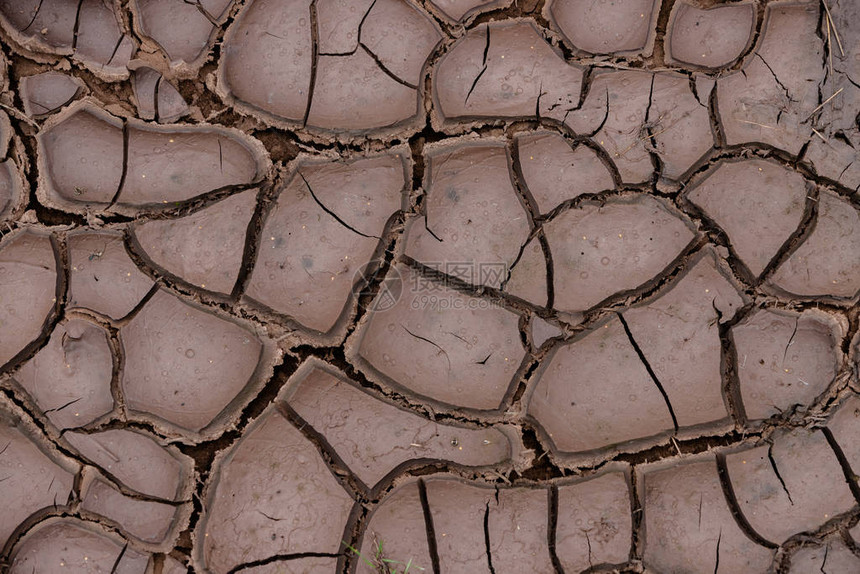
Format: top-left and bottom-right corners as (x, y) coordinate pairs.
(298, 172), (380, 239)
(483, 501), (496, 574)
(418, 479), (442, 574)
(359, 43), (418, 89)
(715, 453), (778, 549)
(302, 0), (320, 128)
(617, 312), (679, 432)
(465, 26), (491, 105)
(821, 426), (860, 505)
(767, 443), (794, 506)
(755, 53), (795, 104)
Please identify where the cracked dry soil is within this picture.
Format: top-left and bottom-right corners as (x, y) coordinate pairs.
(0, 0), (858, 572)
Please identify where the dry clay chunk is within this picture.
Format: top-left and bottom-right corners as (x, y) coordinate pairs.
(132, 67), (189, 122)
(283, 360), (515, 486)
(37, 104), (124, 209)
(119, 122), (266, 207)
(132, 0), (230, 69)
(81, 477), (180, 545)
(547, 0), (659, 55)
(545, 195), (695, 312)
(434, 21), (583, 124)
(505, 236), (548, 306)
(566, 70), (712, 182)
(221, 0), (439, 133)
(0, 0), (133, 79)
(516, 131), (614, 214)
(667, 1), (754, 68)
(640, 457), (774, 573)
(733, 309), (841, 421)
(0, 0), (77, 51)
(359, 480), (433, 574)
(309, 0), (439, 132)
(7, 518), (150, 573)
(219, 0), (313, 124)
(316, 0), (374, 54)
(687, 160), (808, 277)
(556, 471), (632, 572)
(789, 540), (860, 573)
(307, 51), (416, 132)
(38, 104), (266, 212)
(530, 315), (563, 348)
(13, 319), (113, 429)
(0, 231), (57, 367)
(20, 72), (84, 117)
(351, 264), (525, 411)
(528, 316), (674, 457)
(246, 154), (404, 333)
(68, 230), (155, 320)
(424, 479), (552, 573)
(725, 429), (855, 544)
(132, 189), (257, 294)
(623, 250), (743, 429)
(0, 160), (23, 222)
(0, 403), (77, 547)
(65, 428), (192, 501)
(769, 190), (860, 300)
(717, 3), (823, 155)
(121, 290), (264, 433)
(326, 0), (438, 83)
(428, 0), (509, 21)
(199, 409), (353, 572)
(405, 142), (530, 289)
(487, 487), (554, 573)
(74, 0), (136, 77)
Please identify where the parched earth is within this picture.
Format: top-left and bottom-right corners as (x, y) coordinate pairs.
(0, 0), (858, 572)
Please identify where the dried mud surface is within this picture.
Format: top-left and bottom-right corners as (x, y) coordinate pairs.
(0, 0), (858, 573)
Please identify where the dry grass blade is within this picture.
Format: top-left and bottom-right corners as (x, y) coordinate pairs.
(826, 15), (833, 78)
(806, 87), (843, 121)
(822, 0), (844, 57)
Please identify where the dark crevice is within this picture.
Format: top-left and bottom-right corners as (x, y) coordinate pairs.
(21, 0), (44, 32)
(418, 479), (441, 574)
(483, 501), (496, 574)
(359, 43), (418, 89)
(465, 26), (490, 104)
(103, 33), (126, 68)
(153, 74), (163, 123)
(109, 543), (128, 574)
(298, 172), (379, 239)
(715, 453), (779, 549)
(547, 485), (564, 573)
(107, 120), (130, 208)
(714, 529), (722, 574)
(70, 0), (85, 51)
(821, 426), (860, 505)
(617, 312), (679, 432)
(766, 442), (794, 505)
(755, 53), (794, 104)
(302, 0), (319, 128)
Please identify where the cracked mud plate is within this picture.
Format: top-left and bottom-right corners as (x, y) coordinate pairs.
(0, 1), (858, 573)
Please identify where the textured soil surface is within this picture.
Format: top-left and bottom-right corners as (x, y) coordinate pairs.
(0, 0), (858, 573)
